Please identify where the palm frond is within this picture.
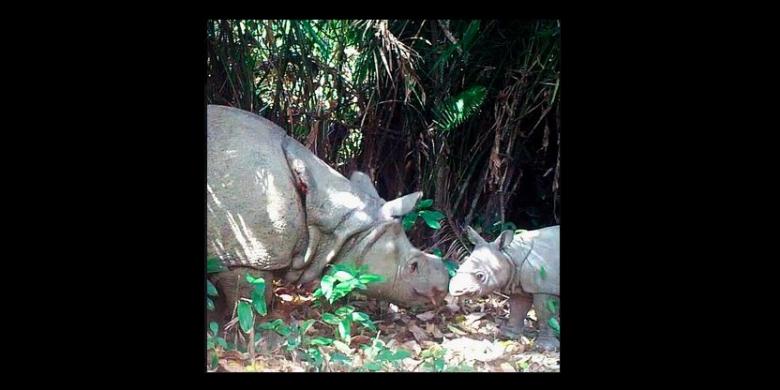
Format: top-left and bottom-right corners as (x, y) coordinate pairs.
(433, 85), (488, 132)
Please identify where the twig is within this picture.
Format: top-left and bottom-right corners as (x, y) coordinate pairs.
(436, 20), (463, 55)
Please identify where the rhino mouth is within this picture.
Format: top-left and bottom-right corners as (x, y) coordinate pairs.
(413, 286), (446, 306)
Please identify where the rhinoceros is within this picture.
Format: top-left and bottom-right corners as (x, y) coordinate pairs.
(207, 105), (449, 322)
(449, 225), (560, 351)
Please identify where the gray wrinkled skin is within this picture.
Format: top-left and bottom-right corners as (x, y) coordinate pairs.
(207, 105), (449, 322)
(449, 225), (560, 351)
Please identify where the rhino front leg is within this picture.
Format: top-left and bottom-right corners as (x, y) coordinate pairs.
(500, 293), (533, 340)
(210, 267), (275, 326)
(298, 216), (373, 284)
(532, 293), (560, 351)
(285, 226), (320, 283)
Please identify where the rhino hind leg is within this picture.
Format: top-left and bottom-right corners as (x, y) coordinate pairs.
(532, 293), (560, 351)
(210, 267), (275, 325)
(500, 293), (533, 340)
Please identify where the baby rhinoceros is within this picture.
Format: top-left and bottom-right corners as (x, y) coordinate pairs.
(449, 225), (560, 351)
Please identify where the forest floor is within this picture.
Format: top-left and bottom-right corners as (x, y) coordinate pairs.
(208, 286), (560, 373)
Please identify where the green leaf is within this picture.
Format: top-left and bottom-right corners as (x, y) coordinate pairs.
(211, 353), (218, 369)
(300, 20), (330, 60)
(237, 302), (254, 333)
(433, 85), (488, 132)
(286, 333), (301, 351)
(209, 321), (219, 335)
(417, 199), (433, 209)
(402, 212), (418, 231)
(548, 317), (560, 333)
(419, 210), (444, 229)
(320, 275), (336, 300)
(351, 311), (370, 323)
(444, 260), (459, 278)
(426, 210), (446, 220)
(431, 248), (443, 258)
(246, 274), (265, 286)
(300, 319), (316, 335)
(215, 337), (228, 349)
(335, 305), (355, 317)
(333, 271), (354, 282)
(338, 317), (352, 342)
(206, 280), (218, 296)
(322, 312), (341, 325)
(207, 338), (215, 350)
(251, 287), (267, 316)
(539, 265), (547, 280)
(352, 311), (376, 331)
(546, 298), (558, 314)
(460, 20), (481, 52)
(276, 324), (292, 337)
(358, 274), (385, 284)
(207, 298), (215, 311)
(306, 347), (324, 368)
(364, 362), (383, 371)
(328, 263), (354, 274)
(309, 337), (334, 346)
(434, 358), (445, 371)
(331, 280), (358, 302)
(207, 257), (225, 273)
(257, 321), (278, 331)
(379, 349), (411, 361)
(312, 288), (324, 298)
(329, 352), (351, 364)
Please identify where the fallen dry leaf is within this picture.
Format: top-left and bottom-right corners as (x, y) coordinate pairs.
(408, 323), (429, 343)
(500, 362), (516, 372)
(333, 340), (354, 355)
(416, 310), (436, 321)
(221, 350), (246, 361)
(432, 325), (444, 339)
(218, 359), (245, 372)
(464, 312), (487, 326)
(278, 294), (294, 302)
(401, 340), (421, 355)
(350, 335), (372, 347)
(447, 324), (469, 336)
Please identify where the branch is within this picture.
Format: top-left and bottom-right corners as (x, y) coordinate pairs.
(436, 20), (464, 55)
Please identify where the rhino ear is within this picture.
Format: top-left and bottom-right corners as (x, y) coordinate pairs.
(350, 171), (380, 199)
(380, 191), (422, 219)
(465, 226), (487, 246)
(496, 229), (514, 250)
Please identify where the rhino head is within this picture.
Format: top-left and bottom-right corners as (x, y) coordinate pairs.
(448, 226), (515, 298)
(332, 172), (450, 307)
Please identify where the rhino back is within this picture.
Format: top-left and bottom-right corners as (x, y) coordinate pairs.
(513, 226), (560, 295)
(207, 105), (306, 270)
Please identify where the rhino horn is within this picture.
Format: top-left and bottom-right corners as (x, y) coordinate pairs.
(465, 226), (487, 246)
(380, 191), (422, 220)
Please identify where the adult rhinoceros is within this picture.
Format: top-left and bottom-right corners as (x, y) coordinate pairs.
(207, 105), (449, 322)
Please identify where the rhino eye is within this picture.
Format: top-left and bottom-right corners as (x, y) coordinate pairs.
(409, 260), (418, 273)
(475, 272), (486, 282)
